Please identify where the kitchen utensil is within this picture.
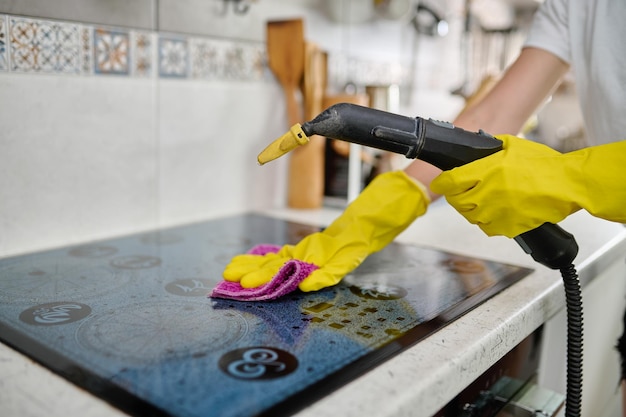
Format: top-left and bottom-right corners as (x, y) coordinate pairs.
(411, 3), (448, 36)
(266, 19), (305, 127)
(285, 41), (327, 208)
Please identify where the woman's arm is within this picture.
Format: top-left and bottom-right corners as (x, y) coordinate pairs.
(404, 47), (570, 199)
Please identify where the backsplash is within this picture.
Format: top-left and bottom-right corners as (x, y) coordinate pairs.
(0, 12), (419, 90)
(0, 13), (266, 80)
(0, 14), (6, 70)
(0, 3), (466, 259)
(0, 12), (291, 259)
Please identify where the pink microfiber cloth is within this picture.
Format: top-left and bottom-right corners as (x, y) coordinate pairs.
(209, 244), (318, 301)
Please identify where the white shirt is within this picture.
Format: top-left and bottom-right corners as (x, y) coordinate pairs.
(524, 0), (626, 145)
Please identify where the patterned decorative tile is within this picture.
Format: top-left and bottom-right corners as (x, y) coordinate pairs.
(159, 35), (188, 78)
(189, 37), (265, 81)
(57, 22), (81, 73)
(0, 15), (7, 71)
(131, 31), (154, 77)
(223, 42), (265, 80)
(8, 16), (80, 73)
(189, 37), (220, 79)
(80, 26), (93, 74)
(0, 14), (270, 82)
(94, 28), (129, 75)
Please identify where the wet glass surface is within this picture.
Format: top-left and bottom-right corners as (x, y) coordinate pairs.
(0, 213), (532, 417)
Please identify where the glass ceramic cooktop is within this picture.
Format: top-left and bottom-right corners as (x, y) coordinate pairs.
(0, 213), (532, 417)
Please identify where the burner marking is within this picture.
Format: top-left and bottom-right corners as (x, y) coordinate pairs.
(77, 302), (247, 363)
(219, 347), (297, 380)
(20, 302), (91, 325)
(165, 278), (212, 296)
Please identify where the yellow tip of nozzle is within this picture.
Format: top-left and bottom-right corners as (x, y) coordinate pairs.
(257, 124), (310, 165)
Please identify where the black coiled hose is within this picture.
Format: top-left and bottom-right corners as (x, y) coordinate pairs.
(561, 264), (583, 417)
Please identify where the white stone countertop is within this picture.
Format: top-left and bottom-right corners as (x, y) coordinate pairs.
(2, 200), (626, 417)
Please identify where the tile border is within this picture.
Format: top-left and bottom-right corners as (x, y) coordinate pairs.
(0, 14), (7, 71)
(0, 13), (267, 82)
(0, 13), (410, 87)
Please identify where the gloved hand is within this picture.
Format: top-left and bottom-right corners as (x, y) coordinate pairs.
(431, 135), (626, 238)
(223, 170), (430, 292)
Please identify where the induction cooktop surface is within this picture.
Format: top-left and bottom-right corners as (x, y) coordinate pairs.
(0, 213), (532, 417)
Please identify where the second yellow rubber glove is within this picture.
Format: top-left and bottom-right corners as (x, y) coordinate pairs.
(223, 170), (430, 292)
(431, 135), (626, 238)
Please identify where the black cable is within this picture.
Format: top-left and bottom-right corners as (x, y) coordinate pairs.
(560, 264), (583, 417)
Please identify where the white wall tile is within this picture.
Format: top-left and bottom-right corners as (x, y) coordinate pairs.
(158, 0), (320, 41)
(0, 0), (156, 30)
(156, 79), (288, 225)
(0, 74), (157, 257)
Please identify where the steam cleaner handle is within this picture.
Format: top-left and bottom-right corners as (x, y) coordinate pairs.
(301, 103), (578, 268)
(414, 118), (578, 269)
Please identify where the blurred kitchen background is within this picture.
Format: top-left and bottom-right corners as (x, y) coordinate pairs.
(0, 0), (586, 259)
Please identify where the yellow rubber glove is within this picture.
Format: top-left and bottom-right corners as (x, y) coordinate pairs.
(223, 170), (430, 292)
(431, 135), (626, 238)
